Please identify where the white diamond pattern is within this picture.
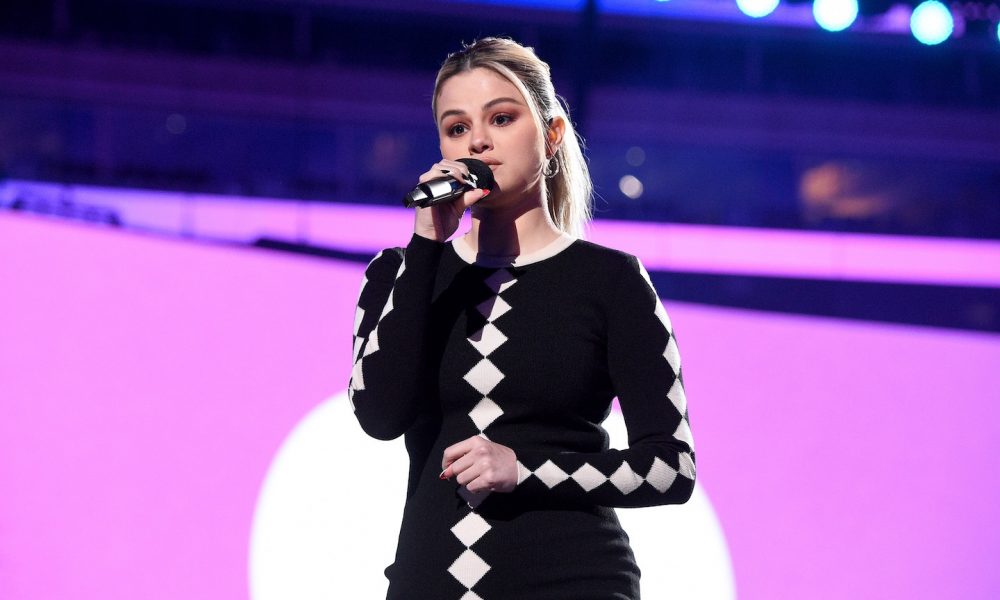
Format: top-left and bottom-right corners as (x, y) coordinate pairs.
(667, 379), (687, 415)
(349, 266), (371, 373)
(348, 254), (404, 403)
(534, 460), (570, 489)
(362, 328), (379, 357)
(678, 452), (697, 480)
(353, 305), (365, 336)
(516, 461), (533, 485)
(467, 323), (508, 357)
(352, 335), (364, 364)
(476, 295), (512, 322)
(664, 336), (681, 374)
(645, 456), (678, 493)
(519, 451), (694, 494)
(448, 550), (491, 589)
(463, 359), (505, 396)
(379, 293), (394, 319)
(609, 461), (643, 495)
(637, 260), (655, 289)
(349, 358), (365, 391)
(653, 301), (672, 334)
(451, 512), (491, 547)
(449, 267), (521, 599)
(570, 463), (607, 492)
(469, 398), (504, 431)
(674, 417), (694, 448)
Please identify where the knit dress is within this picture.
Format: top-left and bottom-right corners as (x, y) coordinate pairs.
(348, 231), (696, 600)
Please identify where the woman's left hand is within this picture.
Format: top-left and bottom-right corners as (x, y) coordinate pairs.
(441, 435), (519, 493)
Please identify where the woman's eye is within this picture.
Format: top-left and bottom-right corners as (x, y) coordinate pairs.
(448, 124), (467, 136)
(493, 114), (513, 126)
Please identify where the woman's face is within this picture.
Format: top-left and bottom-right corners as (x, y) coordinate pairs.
(435, 67), (546, 200)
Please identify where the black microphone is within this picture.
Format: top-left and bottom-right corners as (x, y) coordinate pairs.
(402, 158), (495, 209)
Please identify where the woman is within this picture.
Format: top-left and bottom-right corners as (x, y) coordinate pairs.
(348, 37), (695, 600)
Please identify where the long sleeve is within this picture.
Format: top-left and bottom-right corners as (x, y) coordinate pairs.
(348, 233), (446, 440)
(511, 254), (696, 508)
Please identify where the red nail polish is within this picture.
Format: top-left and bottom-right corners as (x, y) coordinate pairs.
(439, 470), (448, 480)
(481, 189), (491, 197)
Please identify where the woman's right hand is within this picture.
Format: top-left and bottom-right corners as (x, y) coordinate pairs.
(413, 159), (491, 242)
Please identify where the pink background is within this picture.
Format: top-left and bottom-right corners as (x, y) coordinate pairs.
(1, 211), (998, 599)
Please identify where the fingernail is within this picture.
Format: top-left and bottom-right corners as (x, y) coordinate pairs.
(481, 189), (491, 197)
(439, 469), (449, 480)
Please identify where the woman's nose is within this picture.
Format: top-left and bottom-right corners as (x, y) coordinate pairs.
(468, 126), (492, 154)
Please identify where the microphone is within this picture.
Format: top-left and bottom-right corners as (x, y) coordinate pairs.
(402, 158), (495, 209)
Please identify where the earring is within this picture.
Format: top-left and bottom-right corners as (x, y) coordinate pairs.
(543, 155), (560, 179)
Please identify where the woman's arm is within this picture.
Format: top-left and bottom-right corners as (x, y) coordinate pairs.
(509, 254), (696, 508)
(348, 233), (445, 440)
(349, 156), (484, 441)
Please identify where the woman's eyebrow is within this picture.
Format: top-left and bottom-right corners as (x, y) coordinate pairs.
(438, 97), (524, 123)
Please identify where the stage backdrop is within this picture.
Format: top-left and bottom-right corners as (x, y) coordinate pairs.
(1, 212), (997, 599)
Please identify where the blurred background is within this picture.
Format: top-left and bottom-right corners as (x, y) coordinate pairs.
(1, 1), (998, 599)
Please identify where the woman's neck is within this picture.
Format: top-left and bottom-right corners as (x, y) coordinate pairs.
(465, 194), (563, 258)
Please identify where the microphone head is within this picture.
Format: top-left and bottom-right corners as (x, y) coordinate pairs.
(457, 158), (496, 191)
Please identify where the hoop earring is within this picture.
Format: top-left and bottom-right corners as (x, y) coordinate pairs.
(543, 155), (560, 179)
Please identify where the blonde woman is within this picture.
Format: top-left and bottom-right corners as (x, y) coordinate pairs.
(349, 37), (696, 599)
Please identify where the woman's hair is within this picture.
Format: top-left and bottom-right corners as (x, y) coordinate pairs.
(432, 37), (593, 239)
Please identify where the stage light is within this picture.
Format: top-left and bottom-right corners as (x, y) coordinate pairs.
(737, 0), (780, 19)
(165, 113), (187, 135)
(910, 0), (953, 44)
(619, 175), (644, 199)
(813, 0), (859, 31)
(626, 146), (646, 167)
(995, 20), (999, 43)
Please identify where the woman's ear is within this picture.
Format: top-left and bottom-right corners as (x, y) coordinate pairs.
(545, 116), (566, 158)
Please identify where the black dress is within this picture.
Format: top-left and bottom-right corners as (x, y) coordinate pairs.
(348, 231), (696, 600)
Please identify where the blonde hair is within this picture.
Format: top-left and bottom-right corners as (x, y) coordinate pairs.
(432, 37), (593, 239)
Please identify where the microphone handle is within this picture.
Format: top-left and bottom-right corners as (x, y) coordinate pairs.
(403, 177), (472, 209)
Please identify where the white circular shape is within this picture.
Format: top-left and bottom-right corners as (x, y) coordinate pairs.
(737, 0), (780, 19)
(910, 0), (954, 45)
(619, 174), (645, 199)
(250, 392), (735, 599)
(249, 391), (407, 600)
(813, 0), (859, 31)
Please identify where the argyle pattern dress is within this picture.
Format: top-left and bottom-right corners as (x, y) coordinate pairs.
(348, 231), (696, 600)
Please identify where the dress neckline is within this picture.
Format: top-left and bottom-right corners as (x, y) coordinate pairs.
(450, 231), (576, 267)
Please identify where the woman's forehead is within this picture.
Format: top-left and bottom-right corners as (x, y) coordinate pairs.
(436, 68), (526, 115)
